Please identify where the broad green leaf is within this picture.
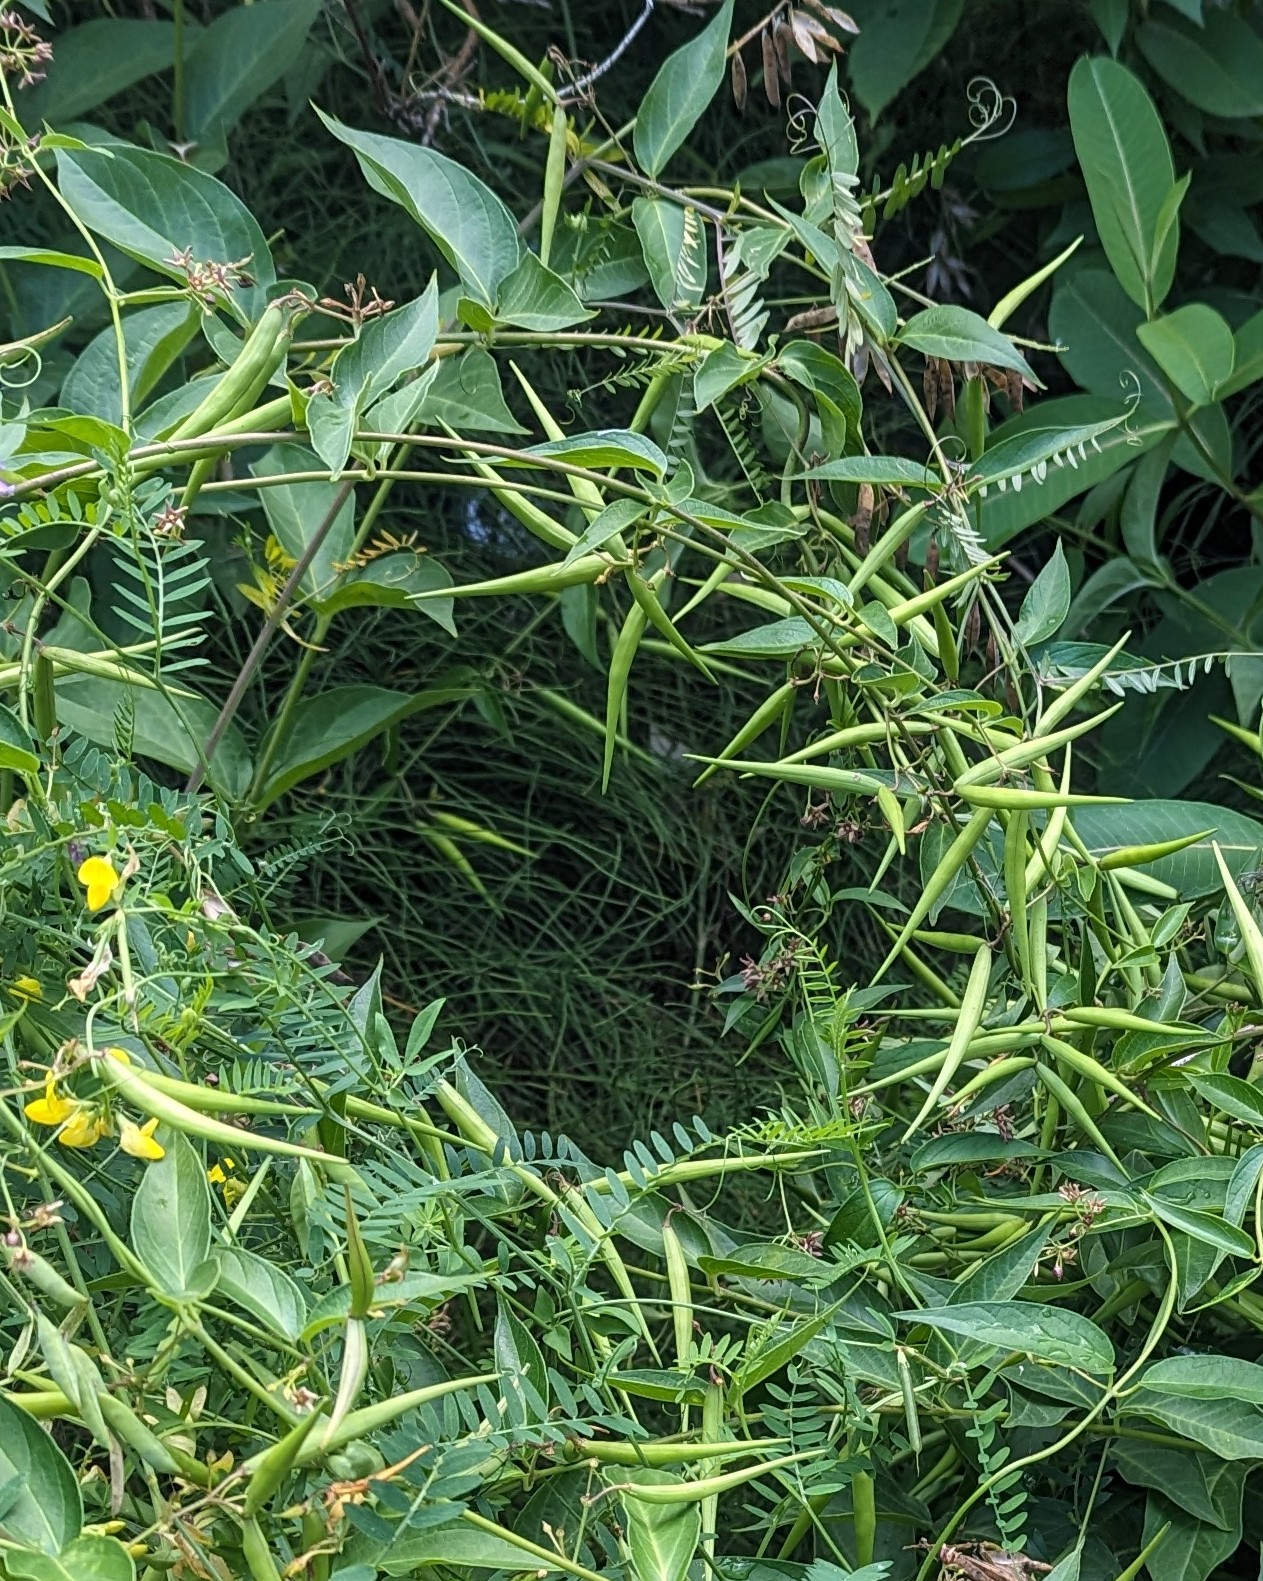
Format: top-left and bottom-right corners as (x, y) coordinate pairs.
(0, 701), (38, 777)
(1112, 1438), (1232, 1529)
(1049, 271), (1172, 412)
(804, 455), (940, 487)
(0, 1396), (83, 1555)
(1136, 304), (1234, 408)
(1140, 1192), (1254, 1258)
(704, 616), (821, 659)
(495, 1299), (550, 1414)
(0, 245), (104, 279)
(184, 0), (322, 142)
(732, 1302), (844, 1398)
(1221, 307), (1263, 399)
(131, 1130), (213, 1299)
(1141, 1464), (1244, 1581)
(316, 110), (521, 306)
(1067, 56), (1178, 311)
(331, 279), (439, 412)
(633, 0), (734, 178)
(976, 397), (1172, 551)
(950, 1226), (1050, 1304)
(513, 430), (668, 479)
(1125, 1389), (1263, 1459)
(257, 685), (456, 808)
(1137, 11), (1263, 117)
(377, 1521), (561, 1575)
(321, 553), (455, 631)
(6, 1535), (135, 1581)
(214, 1246), (308, 1342)
(900, 1300), (1115, 1372)
(693, 342), (760, 413)
(24, 20), (183, 124)
(253, 443), (356, 598)
(399, 347), (526, 434)
(619, 1469), (700, 1581)
(697, 1243), (841, 1290)
(57, 147), (274, 314)
(61, 301), (198, 427)
(495, 253), (593, 332)
(898, 304), (1037, 381)
(778, 339), (862, 444)
(844, 0), (963, 120)
(632, 197), (707, 313)
(1143, 1354), (1263, 1404)
(301, 1270), (489, 1341)
(1185, 1073), (1263, 1131)
(1015, 541), (1070, 646)
(56, 675), (252, 801)
(1073, 800), (1263, 897)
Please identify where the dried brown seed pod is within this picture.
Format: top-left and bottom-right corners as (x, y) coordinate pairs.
(761, 28), (781, 107)
(731, 48), (747, 111)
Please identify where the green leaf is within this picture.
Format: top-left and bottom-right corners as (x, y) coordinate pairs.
(0, 1396), (83, 1554)
(1015, 541), (1071, 646)
(693, 342), (761, 413)
(55, 676), (253, 801)
(130, 1130), (213, 1300)
(1125, 1389), (1263, 1459)
(1140, 1193), (1255, 1258)
(632, 0), (734, 178)
(1049, 271), (1172, 412)
(495, 1298), (550, 1414)
(1185, 1073), (1263, 1131)
(1113, 1438), (1233, 1529)
(1143, 1354), (1263, 1405)
(898, 304), (1037, 381)
(1141, 1463), (1244, 1581)
(844, 0), (963, 121)
(1137, 11), (1263, 118)
(301, 1268), (489, 1341)
(900, 1300), (1115, 1372)
(61, 302), (198, 428)
(0, 701), (38, 777)
(494, 253), (593, 332)
(804, 455), (939, 486)
(377, 1521), (562, 1574)
(1136, 304), (1235, 408)
(399, 347), (526, 434)
(316, 110), (521, 307)
(331, 279), (439, 413)
(697, 1243), (841, 1290)
(976, 397), (1172, 551)
(632, 197), (707, 314)
(513, 430), (668, 478)
(57, 147), (275, 315)
(950, 1226), (1050, 1304)
(1072, 800), (1263, 897)
(731, 1302), (844, 1399)
(1221, 307), (1263, 399)
(253, 443), (356, 599)
(619, 1468), (701, 1581)
(1067, 55), (1178, 312)
(5, 1535), (134, 1581)
(24, 20), (183, 124)
(213, 1247), (308, 1343)
(257, 685), (453, 809)
(184, 0), (322, 142)
(321, 554), (455, 631)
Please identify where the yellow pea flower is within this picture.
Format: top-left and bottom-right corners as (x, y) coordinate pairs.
(207, 1163), (227, 1185)
(77, 855), (120, 912)
(57, 1107), (110, 1149)
(119, 1115), (164, 1161)
(24, 1076), (74, 1127)
(104, 1046), (131, 1065)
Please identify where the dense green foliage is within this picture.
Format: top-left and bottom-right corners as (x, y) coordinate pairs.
(4, 3), (1263, 1581)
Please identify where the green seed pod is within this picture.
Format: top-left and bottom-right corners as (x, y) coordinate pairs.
(245, 1407), (325, 1516)
(5, 1242), (85, 1310)
(344, 1185), (375, 1321)
(169, 302), (293, 444)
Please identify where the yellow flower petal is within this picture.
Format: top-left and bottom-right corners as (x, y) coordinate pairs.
(104, 1046), (131, 1065)
(57, 1107), (109, 1148)
(11, 976), (42, 1002)
(119, 1116), (164, 1161)
(207, 1164), (226, 1185)
(77, 855), (120, 912)
(24, 1078), (74, 1127)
